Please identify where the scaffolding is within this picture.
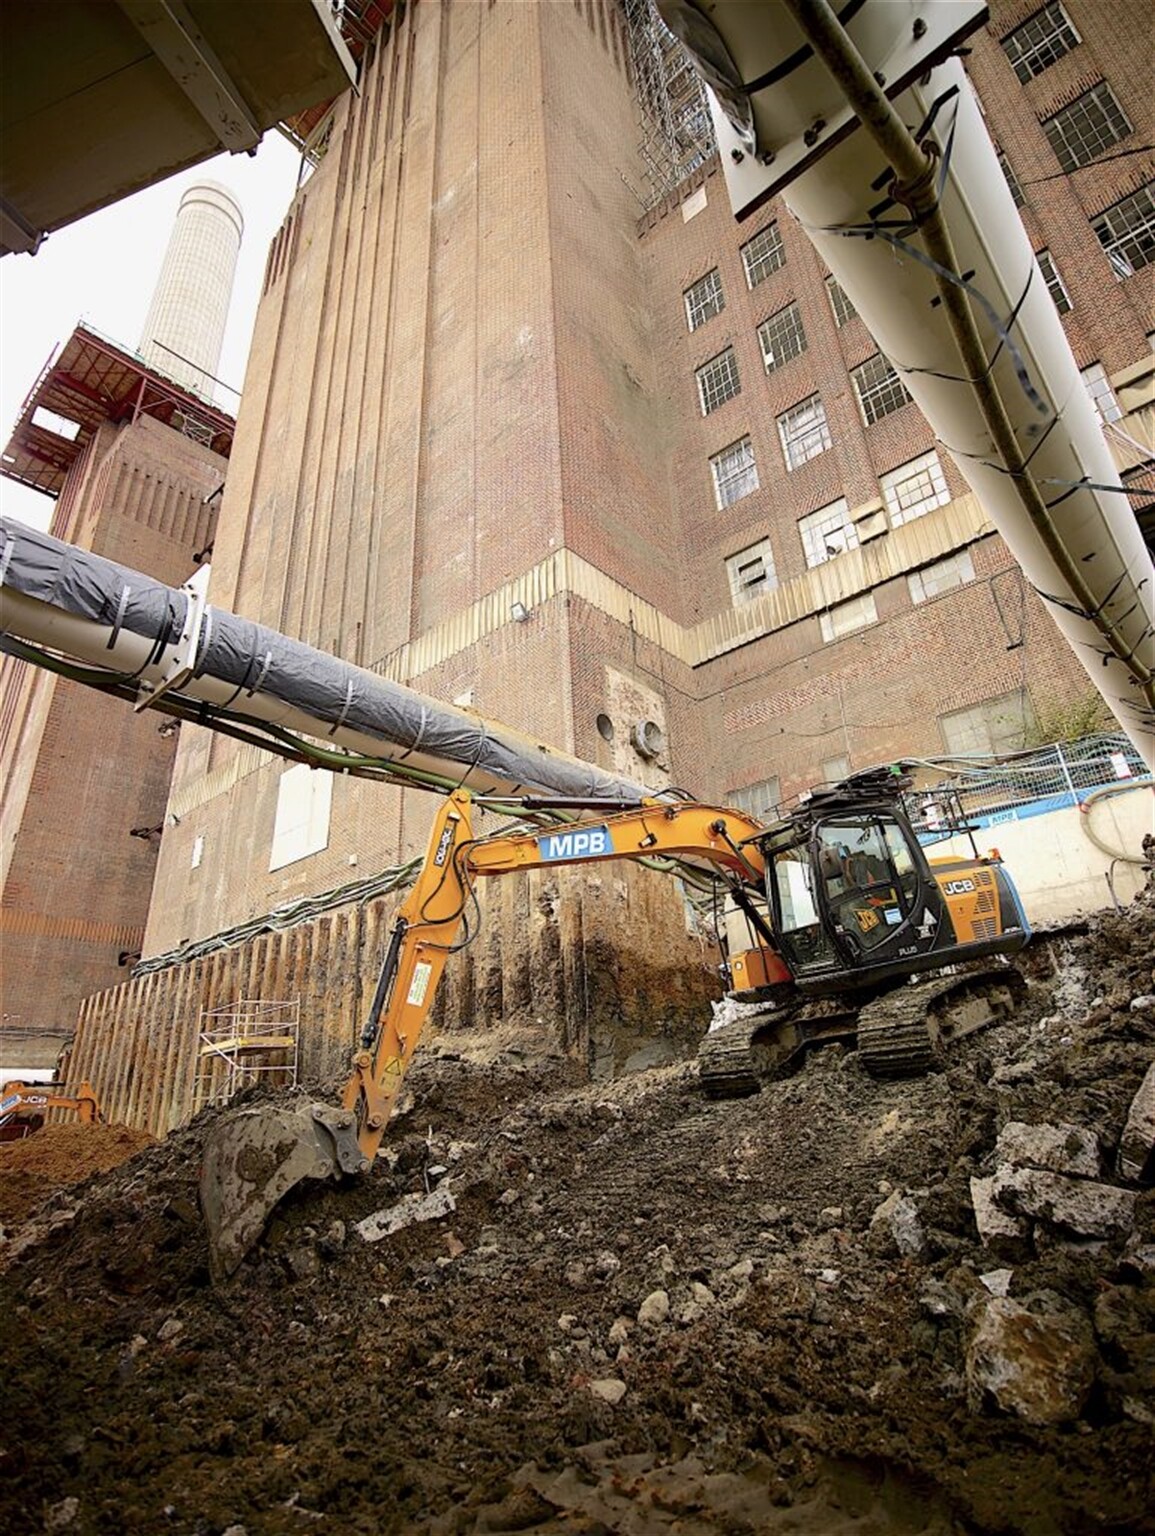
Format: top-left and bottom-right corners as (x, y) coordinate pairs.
(622, 0), (716, 207)
(194, 998), (301, 1111)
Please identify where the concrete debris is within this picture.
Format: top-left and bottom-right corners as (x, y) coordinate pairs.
(970, 1174), (1029, 1248)
(354, 1185), (456, 1243)
(966, 1290), (1096, 1426)
(980, 1269), (1014, 1296)
(995, 1120), (1101, 1178)
(637, 1289), (670, 1326)
(588, 1378), (627, 1404)
(44, 1498), (80, 1531)
(993, 1167), (1137, 1239)
(1116, 1061), (1155, 1184)
(870, 1188), (925, 1257)
(1129, 995), (1155, 1013)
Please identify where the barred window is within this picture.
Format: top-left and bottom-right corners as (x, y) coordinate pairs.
(685, 268), (724, 331)
(1092, 185), (1155, 278)
(819, 593), (877, 643)
(777, 395), (831, 471)
(821, 754), (850, 784)
(740, 223), (785, 289)
(851, 354), (910, 426)
(710, 436), (759, 509)
(1042, 82), (1131, 173)
(1035, 249), (1072, 314)
(1081, 363), (1123, 424)
(696, 348), (741, 415)
(997, 150), (1026, 208)
(799, 497), (857, 568)
(725, 538), (777, 606)
(826, 275), (856, 327)
(908, 551), (976, 604)
(727, 777), (780, 820)
(1001, 3), (1080, 83)
(881, 451), (951, 526)
(757, 302), (807, 373)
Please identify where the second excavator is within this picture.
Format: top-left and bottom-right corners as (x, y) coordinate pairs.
(201, 763), (1030, 1279)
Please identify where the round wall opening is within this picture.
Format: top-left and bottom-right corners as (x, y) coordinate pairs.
(595, 713), (615, 742)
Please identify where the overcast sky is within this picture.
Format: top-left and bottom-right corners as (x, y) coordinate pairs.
(0, 132), (301, 531)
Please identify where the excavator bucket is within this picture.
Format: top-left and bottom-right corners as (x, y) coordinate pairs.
(199, 1101), (369, 1282)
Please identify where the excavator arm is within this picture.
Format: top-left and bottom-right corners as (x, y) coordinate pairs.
(200, 789), (778, 1278)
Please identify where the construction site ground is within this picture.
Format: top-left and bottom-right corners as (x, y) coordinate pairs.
(2, 899), (1153, 1536)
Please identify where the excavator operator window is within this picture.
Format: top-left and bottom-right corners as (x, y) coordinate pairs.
(815, 819), (905, 952)
(771, 845), (836, 969)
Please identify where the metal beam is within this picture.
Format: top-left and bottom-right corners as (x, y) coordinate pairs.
(115, 0), (262, 151)
(0, 195), (43, 256)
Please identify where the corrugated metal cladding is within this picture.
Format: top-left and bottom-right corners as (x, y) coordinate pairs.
(366, 496), (991, 683)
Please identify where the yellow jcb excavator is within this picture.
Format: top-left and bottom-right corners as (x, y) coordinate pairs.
(200, 766), (1030, 1279)
(0, 1081), (102, 1142)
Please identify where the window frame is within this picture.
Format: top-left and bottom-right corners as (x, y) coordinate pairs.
(798, 497), (857, 568)
(881, 451), (951, 527)
(1001, 3), (1081, 84)
(825, 275), (856, 327)
(725, 537), (778, 607)
(710, 436), (759, 510)
(1035, 248), (1072, 314)
(819, 592), (878, 643)
(907, 550), (977, 604)
(740, 223), (785, 289)
(851, 354), (910, 426)
(1042, 82), (1132, 173)
(1091, 185), (1155, 278)
(696, 347), (741, 415)
(757, 301), (807, 374)
(1080, 362), (1123, 424)
(777, 394), (832, 472)
(684, 268), (724, 331)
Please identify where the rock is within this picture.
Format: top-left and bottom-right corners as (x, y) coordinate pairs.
(558, 1314), (579, 1333)
(971, 1175), (1029, 1251)
(980, 1269), (1013, 1297)
(966, 1291), (1096, 1425)
(285, 1246), (321, 1281)
(564, 1261), (587, 1287)
(156, 1317), (184, 1343)
(44, 1498), (80, 1530)
(1117, 1061), (1155, 1183)
(588, 1378), (627, 1405)
(594, 1250), (621, 1279)
(607, 1317), (632, 1345)
(637, 1289), (670, 1326)
(354, 1186), (456, 1243)
(994, 1167), (1136, 1239)
(996, 1121), (1101, 1178)
(870, 1189), (924, 1257)
(1130, 995), (1155, 1013)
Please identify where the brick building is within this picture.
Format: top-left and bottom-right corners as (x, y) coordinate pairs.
(0, 329), (232, 1062)
(136, 0), (1152, 956)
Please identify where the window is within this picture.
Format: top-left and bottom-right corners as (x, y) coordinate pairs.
(1092, 185), (1155, 278)
(758, 302), (807, 373)
(726, 538), (777, 606)
(696, 348), (741, 415)
(1042, 83), (1131, 173)
(1035, 249), (1071, 314)
(740, 223), (785, 289)
(1081, 363), (1123, 424)
(907, 550), (976, 604)
(821, 754), (850, 784)
(269, 762), (333, 871)
(881, 451), (951, 526)
(777, 395), (831, 471)
(685, 268), (724, 331)
(997, 150), (1026, 208)
(1001, 3), (1080, 83)
(939, 691), (1035, 756)
(728, 777), (780, 820)
(826, 275), (856, 327)
(799, 497), (857, 567)
(852, 354), (910, 425)
(711, 436), (759, 509)
(820, 592), (878, 642)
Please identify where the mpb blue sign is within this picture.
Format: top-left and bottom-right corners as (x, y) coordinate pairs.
(537, 826), (614, 862)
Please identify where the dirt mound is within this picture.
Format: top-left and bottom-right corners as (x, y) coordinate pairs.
(1, 904), (1153, 1535)
(0, 1122), (156, 1228)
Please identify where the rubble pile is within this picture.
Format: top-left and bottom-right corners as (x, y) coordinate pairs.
(1, 898), (1153, 1535)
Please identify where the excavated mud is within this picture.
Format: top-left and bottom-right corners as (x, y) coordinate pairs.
(2, 901), (1153, 1536)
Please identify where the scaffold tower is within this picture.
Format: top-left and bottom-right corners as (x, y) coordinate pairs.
(623, 0), (716, 205)
(194, 998), (301, 1110)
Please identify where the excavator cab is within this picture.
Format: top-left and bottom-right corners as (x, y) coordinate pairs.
(765, 792), (1028, 995)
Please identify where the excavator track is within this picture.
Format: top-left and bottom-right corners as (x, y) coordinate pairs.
(697, 1001), (857, 1099)
(856, 966), (1026, 1078)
